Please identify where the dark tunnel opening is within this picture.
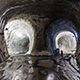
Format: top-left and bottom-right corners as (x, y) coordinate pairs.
(46, 19), (78, 55)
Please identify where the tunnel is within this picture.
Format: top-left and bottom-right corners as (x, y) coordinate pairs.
(56, 31), (77, 54)
(0, 0), (79, 58)
(4, 19), (34, 56)
(46, 20), (78, 55)
(0, 0), (80, 80)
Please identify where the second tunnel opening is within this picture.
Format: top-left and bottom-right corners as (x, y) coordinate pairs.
(56, 31), (77, 54)
(46, 20), (78, 55)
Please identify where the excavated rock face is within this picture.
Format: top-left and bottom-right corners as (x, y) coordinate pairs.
(0, 0), (80, 80)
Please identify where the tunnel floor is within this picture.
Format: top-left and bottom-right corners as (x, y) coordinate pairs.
(0, 54), (80, 80)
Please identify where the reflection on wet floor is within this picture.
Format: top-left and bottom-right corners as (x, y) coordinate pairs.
(0, 54), (80, 80)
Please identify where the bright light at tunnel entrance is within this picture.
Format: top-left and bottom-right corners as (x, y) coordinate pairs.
(55, 31), (77, 54)
(4, 19), (34, 56)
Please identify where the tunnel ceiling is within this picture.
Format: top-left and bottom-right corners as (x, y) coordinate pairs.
(0, 0), (80, 32)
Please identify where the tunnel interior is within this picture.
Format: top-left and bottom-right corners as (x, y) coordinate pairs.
(4, 19), (34, 56)
(56, 31), (77, 54)
(46, 20), (78, 55)
(0, 0), (80, 80)
(0, 0), (79, 61)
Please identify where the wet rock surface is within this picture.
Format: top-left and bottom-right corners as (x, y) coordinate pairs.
(0, 54), (80, 80)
